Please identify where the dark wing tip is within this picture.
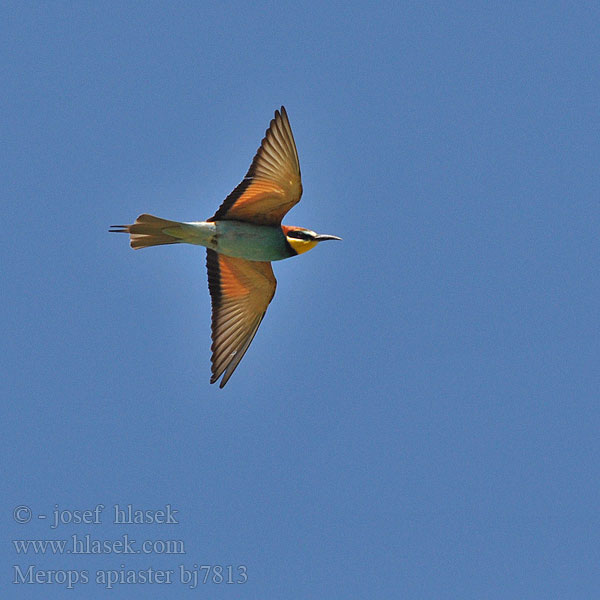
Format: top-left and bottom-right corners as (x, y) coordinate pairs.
(275, 106), (289, 122)
(209, 368), (228, 388)
(209, 372), (228, 388)
(277, 106), (289, 123)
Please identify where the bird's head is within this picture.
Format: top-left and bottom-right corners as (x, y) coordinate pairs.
(282, 225), (342, 255)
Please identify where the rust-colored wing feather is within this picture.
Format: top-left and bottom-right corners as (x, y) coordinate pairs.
(206, 249), (277, 387)
(208, 106), (302, 226)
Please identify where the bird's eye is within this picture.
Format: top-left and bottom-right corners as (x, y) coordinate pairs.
(288, 230), (310, 240)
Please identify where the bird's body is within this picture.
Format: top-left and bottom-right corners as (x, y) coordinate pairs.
(161, 219), (296, 262)
(111, 107), (340, 387)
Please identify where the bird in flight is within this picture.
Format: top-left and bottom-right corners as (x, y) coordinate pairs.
(110, 106), (341, 387)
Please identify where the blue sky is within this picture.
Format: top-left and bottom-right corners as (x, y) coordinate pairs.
(2, 2), (599, 598)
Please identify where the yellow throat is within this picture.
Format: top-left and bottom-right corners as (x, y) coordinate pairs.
(287, 237), (319, 255)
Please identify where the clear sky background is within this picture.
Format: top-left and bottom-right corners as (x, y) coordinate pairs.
(2, 2), (599, 599)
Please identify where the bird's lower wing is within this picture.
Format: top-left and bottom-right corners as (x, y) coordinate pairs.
(206, 249), (277, 387)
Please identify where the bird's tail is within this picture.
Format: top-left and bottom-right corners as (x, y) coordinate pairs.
(109, 214), (184, 249)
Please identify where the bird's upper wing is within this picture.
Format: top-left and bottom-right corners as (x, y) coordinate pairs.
(206, 249), (277, 387)
(208, 106), (302, 226)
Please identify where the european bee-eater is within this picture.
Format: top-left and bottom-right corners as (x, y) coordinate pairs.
(110, 107), (341, 387)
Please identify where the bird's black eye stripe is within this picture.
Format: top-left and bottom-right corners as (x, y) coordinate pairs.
(287, 230), (311, 240)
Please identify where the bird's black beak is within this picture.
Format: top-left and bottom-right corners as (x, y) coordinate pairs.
(315, 234), (342, 242)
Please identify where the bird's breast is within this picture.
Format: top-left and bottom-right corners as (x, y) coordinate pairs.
(209, 221), (293, 261)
